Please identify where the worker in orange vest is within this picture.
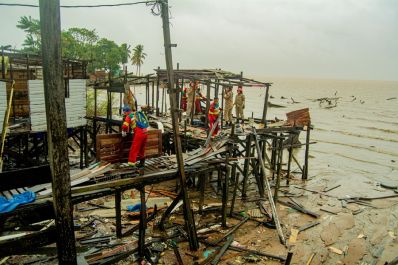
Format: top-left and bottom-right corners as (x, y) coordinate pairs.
(181, 87), (187, 111)
(122, 106), (149, 168)
(208, 97), (221, 137)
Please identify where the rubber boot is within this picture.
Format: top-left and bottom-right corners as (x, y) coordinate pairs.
(138, 159), (145, 169)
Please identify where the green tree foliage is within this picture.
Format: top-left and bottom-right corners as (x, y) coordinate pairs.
(16, 16), (131, 75)
(61, 28), (98, 61)
(131, 44), (147, 76)
(17, 16), (41, 53)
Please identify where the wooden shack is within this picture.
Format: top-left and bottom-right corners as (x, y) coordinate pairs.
(0, 49), (89, 170)
(1, 50), (88, 132)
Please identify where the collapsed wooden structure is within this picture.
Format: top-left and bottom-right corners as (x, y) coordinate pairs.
(0, 1), (313, 264)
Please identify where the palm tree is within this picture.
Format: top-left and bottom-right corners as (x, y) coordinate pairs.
(131, 44), (147, 76)
(17, 16), (41, 53)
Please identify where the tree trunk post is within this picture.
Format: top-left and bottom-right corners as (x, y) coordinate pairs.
(39, 0), (77, 263)
(160, 0), (199, 250)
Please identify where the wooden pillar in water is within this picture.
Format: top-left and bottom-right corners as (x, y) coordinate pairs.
(302, 123), (311, 180)
(39, 0), (76, 263)
(286, 132), (294, 185)
(160, 0), (199, 250)
(262, 84), (270, 126)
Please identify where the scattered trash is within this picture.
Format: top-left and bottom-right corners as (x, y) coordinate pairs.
(328, 247), (343, 255)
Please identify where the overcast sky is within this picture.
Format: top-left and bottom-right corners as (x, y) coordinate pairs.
(0, 0), (397, 81)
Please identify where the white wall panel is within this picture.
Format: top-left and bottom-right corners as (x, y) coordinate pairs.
(0, 82), (7, 132)
(28, 79), (87, 131)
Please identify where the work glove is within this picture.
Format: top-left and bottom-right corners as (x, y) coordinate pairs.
(122, 131), (127, 137)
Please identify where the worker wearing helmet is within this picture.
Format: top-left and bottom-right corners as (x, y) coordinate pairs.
(122, 106), (149, 168)
(208, 97), (221, 137)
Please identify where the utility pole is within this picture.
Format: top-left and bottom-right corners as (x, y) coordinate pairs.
(160, 0), (199, 250)
(39, 1), (77, 264)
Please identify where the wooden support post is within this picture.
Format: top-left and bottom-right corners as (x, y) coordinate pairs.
(84, 125), (88, 167)
(257, 140), (265, 194)
(160, 0), (199, 250)
(39, 0), (77, 263)
(79, 127), (83, 169)
(220, 85), (225, 128)
(199, 172), (207, 213)
(156, 66), (160, 116)
(205, 81), (211, 130)
(1, 48), (4, 79)
(161, 83), (164, 114)
(302, 123), (311, 180)
(271, 137), (277, 179)
(287, 133), (293, 185)
(115, 189), (122, 238)
(190, 81), (196, 125)
(146, 75), (150, 106)
(176, 62), (180, 109)
(274, 136), (283, 202)
(222, 163), (230, 228)
(241, 134), (251, 198)
(151, 81), (155, 109)
(262, 84), (270, 126)
(0, 81), (14, 172)
(284, 252), (293, 265)
(214, 79), (219, 98)
(217, 167), (222, 193)
(138, 187), (146, 259)
(229, 165), (238, 217)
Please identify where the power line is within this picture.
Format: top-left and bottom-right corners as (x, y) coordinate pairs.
(0, 1), (158, 8)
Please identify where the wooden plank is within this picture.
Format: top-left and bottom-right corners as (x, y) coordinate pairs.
(0, 227), (57, 258)
(17, 188), (25, 194)
(72, 169), (178, 194)
(2, 191), (13, 200)
(9, 189), (19, 196)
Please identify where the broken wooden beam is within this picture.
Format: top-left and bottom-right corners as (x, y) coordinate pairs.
(210, 235), (234, 265)
(212, 217), (248, 245)
(253, 129), (286, 245)
(277, 200), (320, 218)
